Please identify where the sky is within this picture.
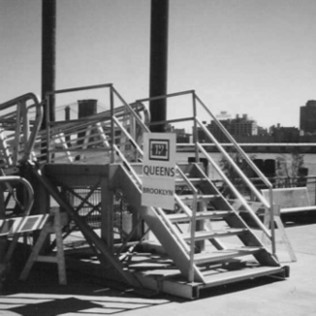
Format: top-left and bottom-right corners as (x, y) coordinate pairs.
(1, 0), (316, 129)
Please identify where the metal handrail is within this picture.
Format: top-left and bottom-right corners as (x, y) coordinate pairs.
(197, 143), (272, 239)
(0, 93), (43, 168)
(113, 144), (142, 186)
(134, 89), (277, 263)
(176, 166), (198, 282)
(0, 176), (34, 217)
(196, 117), (270, 209)
(44, 83), (114, 163)
(112, 102), (199, 276)
(194, 93), (273, 189)
(193, 94), (276, 254)
(114, 144), (192, 257)
(135, 89), (274, 204)
(136, 89), (195, 104)
(40, 83), (150, 164)
(112, 116), (144, 155)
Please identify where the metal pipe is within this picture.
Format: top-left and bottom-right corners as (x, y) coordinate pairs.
(0, 176), (34, 217)
(41, 0), (56, 128)
(149, 0), (169, 132)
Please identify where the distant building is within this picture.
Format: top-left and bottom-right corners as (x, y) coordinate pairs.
(270, 124), (300, 142)
(206, 113), (258, 142)
(229, 114), (258, 138)
(257, 126), (269, 137)
(167, 124), (190, 143)
(216, 111), (231, 120)
(174, 128), (190, 143)
(300, 100), (316, 134)
(177, 101), (316, 144)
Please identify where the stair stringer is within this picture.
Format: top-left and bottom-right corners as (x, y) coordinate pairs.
(186, 163), (280, 266)
(110, 164), (206, 282)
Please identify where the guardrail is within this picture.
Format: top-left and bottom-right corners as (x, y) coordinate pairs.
(135, 90), (276, 255)
(0, 93), (43, 172)
(33, 83), (149, 164)
(0, 175), (34, 219)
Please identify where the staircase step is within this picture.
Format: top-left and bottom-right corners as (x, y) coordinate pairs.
(168, 210), (231, 223)
(175, 177), (207, 184)
(178, 194), (217, 201)
(194, 247), (261, 265)
(201, 266), (285, 287)
(182, 228), (247, 241)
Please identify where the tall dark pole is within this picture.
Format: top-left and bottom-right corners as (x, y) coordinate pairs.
(149, 0), (169, 132)
(41, 0), (56, 128)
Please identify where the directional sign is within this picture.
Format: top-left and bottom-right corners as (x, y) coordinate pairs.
(149, 139), (170, 161)
(142, 133), (176, 210)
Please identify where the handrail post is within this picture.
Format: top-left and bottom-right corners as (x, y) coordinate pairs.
(198, 143), (272, 239)
(269, 187), (276, 256)
(192, 91), (199, 164)
(0, 176), (34, 217)
(110, 85), (115, 163)
(21, 100), (28, 150)
(46, 95), (51, 163)
(189, 192), (197, 283)
(176, 166), (198, 282)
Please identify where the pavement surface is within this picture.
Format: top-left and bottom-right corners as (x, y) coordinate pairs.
(1, 218), (316, 316)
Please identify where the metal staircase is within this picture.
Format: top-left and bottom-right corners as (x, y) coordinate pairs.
(109, 90), (289, 298)
(0, 84), (289, 298)
(111, 153), (287, 298)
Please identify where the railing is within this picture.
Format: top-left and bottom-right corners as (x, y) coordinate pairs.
(0, 93), (43, 172)
(135, 90), (277, 255)
(114, 146), (196, 278)
(0, 175), (34, 218)
(176, 166), (198, 282)
(33, 83), (150, 164)
(193, 94), (275, 252)
(195, 119), (274, 243)
(111, 103), (199, 279)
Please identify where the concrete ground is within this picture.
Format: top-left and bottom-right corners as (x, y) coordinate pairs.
(0, 219), (316, 316)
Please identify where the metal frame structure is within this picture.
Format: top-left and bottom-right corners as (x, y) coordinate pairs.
(0, 84), (289, 298)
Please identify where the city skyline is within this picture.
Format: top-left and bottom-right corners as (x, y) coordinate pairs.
(213, 98), (316, 131)
(1, 0), (316, 128)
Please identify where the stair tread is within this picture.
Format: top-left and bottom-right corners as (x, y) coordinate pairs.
(201, 265), (284, 286)
(183, 228), (247, 241)
(178, 194), (217, 200)
(168, 210), (231, 222)
(176, 177), (207, 183)
(194, 247), (261, 264)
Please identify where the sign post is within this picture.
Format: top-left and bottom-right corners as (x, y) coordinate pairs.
(141, 133), (176, 210)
